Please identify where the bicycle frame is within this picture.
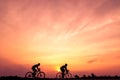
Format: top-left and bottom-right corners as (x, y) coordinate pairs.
(25, 68), (45, 78)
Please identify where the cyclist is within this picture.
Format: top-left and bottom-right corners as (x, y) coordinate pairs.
(32, 63), (40, 77)
(60, 64), (68, 78)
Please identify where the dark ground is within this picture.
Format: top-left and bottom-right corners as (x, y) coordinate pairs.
(0, 76), (120, 80)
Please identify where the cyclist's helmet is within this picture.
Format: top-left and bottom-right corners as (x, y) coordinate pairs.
(65, 63), (67, 66)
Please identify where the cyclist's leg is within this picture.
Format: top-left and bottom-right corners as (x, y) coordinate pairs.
(62, 69), (65, 79)
(32, 68), (37, 77)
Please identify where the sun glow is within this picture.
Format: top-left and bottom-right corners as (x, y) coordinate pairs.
(56, 66), (60, 72)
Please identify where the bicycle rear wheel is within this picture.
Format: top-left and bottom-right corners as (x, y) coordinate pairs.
(25, 72), (33, 78)
(56, 72), (62, 78)
(37, 72), (45, 78)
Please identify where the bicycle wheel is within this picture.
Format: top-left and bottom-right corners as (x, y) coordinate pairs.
(56, 72), (62, 78)
(65, 72), (72, 78)
(25, 72), (33, 78)
(37, 72), (45, 78)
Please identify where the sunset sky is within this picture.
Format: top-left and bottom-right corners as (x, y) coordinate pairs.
(0, 0), (120, 78)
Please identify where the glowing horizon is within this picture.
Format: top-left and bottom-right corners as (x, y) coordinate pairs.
(0, 0), (120, 77)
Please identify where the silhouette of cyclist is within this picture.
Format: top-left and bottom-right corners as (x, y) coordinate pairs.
(32, 63), (40, 77)
(60, 64), (68, 78)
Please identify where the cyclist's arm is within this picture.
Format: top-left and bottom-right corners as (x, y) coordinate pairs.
(65, 67), (68, 71)
(36, 66), (39, 71)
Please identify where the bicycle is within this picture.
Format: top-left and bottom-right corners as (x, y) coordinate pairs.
(25, 68), (45, 78)
(56, 70), (72, 79)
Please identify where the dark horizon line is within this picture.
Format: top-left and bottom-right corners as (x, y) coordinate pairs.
(1, 74), (120, 78)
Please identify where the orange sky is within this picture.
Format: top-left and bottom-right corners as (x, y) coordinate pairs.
(0, 0), (120, 78)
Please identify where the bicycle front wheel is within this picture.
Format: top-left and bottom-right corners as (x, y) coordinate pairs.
(65, 72), (72, 78)
(56, 72), (62, 78)
(25, 72), (33, 78)
(37, 72), (45, 78)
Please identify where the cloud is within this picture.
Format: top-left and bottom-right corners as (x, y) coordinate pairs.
(94, 0), (120, 16)
(87, 59), (98, 63)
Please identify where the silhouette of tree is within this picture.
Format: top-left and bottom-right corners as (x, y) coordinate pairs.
(74, 75), (80, 78)
(91, 73), (96, 78)
(82, 74), (86, 78)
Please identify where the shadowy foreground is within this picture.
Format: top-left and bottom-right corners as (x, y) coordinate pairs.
(1, 76), (120, 80)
